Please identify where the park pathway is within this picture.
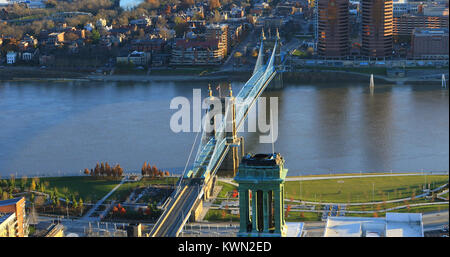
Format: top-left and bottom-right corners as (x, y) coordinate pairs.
(80, 176), (127, 222)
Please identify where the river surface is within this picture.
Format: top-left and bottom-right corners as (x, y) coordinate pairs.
(120, 0), (144, 9)
(0, 79), (448, 177)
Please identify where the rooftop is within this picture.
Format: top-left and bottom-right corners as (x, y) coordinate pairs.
(0, 213), (14, 224)
(240, 153), (284, 167)
(286, 222), (304, 237)
(414, 28), (449, 35)
(0, 197), (23, 207)
(324, 213), (424, 237)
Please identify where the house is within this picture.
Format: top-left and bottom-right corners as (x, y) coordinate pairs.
(130, 17), (152, 27)
(63, 27), (86, 39)
(131, 38), (167, 52)
(117, 51), (151, 66)
(6, 51), (17, 64)
(22, 48), (39, 61)
(47, 32), (65, 45)
(23, 35), (38, 46)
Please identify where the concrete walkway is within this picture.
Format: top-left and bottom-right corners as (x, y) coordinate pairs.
(80, 177), (127, 222)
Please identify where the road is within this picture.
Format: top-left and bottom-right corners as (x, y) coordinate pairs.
(423, 211), (449, 231)
(220, 29), (257, 72)
(152, 181), (201, 237)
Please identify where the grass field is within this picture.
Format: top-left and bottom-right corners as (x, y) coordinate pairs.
(345, 204), (449, 218)
(204, 209), (240, 222)
(25, 176), (179, 203)
(216, 175), (448, 204)
(285, 211), (322, 222)
(284, 175), (448, 203)
(36, 176), (122, 203)
(207, 175), (448, 222)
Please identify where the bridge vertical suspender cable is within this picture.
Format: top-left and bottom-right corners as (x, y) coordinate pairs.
(178, 130), (200, 191)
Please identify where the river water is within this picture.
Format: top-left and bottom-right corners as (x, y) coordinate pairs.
(0, 79), (448, 177)
(120, 0), (144, 9)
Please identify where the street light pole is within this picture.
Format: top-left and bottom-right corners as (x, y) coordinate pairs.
(372, 183), (375, 203)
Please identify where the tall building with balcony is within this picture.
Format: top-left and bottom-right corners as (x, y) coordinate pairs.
(205, 24), (229, 58)
(317, 0), (350, 57)
(170, 39), (225, 65)
(361, 0), (394, 57)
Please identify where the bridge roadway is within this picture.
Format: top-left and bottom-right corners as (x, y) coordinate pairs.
(151, 180), (201, 237)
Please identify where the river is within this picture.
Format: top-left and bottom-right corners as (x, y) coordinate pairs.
(0, 79), (448, 177)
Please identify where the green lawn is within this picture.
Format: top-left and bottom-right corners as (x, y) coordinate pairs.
(216, 175), (448, 204)
(345, 204), (449, 218)
(285, 211), (322, 222)
(285, 175), (448, 203)
(206, 175), (448, 222)
(36, 176), (122, 203)
(204, 209), (239, 222)
(394, 204), (449, 214)
(24, 176), (179, 203)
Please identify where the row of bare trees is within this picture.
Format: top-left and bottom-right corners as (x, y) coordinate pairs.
(84, 162), (123, 177)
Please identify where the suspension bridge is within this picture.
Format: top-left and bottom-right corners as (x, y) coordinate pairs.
(149, 38), (280, 237)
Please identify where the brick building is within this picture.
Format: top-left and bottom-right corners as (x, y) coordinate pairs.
(0, 197), (27, 237)
(411, 28), (449, 59)
(393, 14), (449, 36)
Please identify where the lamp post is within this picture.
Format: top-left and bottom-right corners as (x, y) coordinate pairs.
(372, 183), (375, 208)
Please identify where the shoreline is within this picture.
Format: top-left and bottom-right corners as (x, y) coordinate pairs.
(2, 170), (448, 180)
(1, 66), (447, 85)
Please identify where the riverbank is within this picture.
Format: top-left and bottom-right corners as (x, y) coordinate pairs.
(1, 66), (447, 85)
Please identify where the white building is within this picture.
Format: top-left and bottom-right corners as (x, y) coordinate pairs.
(84, 23), (95, 32)
(6, 51), (17, 64)
(324, 213), (424, 237)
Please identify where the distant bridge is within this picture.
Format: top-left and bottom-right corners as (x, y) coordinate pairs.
(149, 39), (279, 237)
